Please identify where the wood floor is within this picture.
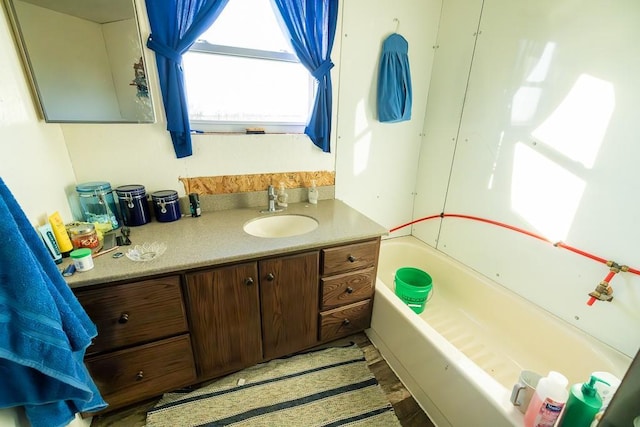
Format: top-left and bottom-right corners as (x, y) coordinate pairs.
(90, 332), (435, 427)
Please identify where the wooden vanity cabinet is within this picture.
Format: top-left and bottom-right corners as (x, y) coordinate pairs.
(76, 276), (197, 412)
(259, 251), (319, 359)
(184, 262), (263, 381)
(75, 237), (379, 412)
(185, 252), (319, 381)
(318, 239), (379, 342)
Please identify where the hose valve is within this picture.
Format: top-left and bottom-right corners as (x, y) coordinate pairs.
(589, 281), (614, 302)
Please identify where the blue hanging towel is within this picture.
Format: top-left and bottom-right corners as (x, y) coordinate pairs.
(377, 33), (413, 123)
(0, 177), (107, 427)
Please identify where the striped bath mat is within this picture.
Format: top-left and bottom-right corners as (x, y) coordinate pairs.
(145, 344), (401, 427)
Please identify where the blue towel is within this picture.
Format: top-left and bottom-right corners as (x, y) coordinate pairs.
(377, 33), (413, 123)
(0, 177), (107, 427)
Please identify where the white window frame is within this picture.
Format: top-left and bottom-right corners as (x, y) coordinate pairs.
(185, 40), (314, 134)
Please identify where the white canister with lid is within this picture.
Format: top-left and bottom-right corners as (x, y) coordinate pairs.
(70, 248), (94, 272)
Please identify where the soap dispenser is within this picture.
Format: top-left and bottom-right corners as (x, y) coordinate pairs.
(308, 180), (318, 204)
(276, 182), (288, 208)
(557, 375), (609, 427)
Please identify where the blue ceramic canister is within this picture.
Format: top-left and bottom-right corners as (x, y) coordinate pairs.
(115, 185), (151, 226)
(151, 190), (181, 222)
(75, 181), (120, 230)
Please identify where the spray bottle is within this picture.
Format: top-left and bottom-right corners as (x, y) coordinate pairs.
(557, 375), (609, 427)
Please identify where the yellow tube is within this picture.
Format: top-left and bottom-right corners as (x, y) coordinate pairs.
(48, 211), (73, 253)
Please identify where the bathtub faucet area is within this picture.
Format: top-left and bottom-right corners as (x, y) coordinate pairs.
(589, 261), (628, 303)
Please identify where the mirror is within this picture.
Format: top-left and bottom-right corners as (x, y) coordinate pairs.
(4, 0), (155, 123)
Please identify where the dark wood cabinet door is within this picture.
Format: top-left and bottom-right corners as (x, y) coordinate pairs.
(185, 262), (263, 380)
(259, 251), (319, 359)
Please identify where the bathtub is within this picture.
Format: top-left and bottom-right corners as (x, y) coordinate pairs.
(367, 236), (631, 427)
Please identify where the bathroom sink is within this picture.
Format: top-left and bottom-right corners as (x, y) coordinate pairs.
(243, 214), (318, 238)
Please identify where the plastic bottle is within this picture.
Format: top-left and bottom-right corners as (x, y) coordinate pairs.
(48, 211), (73, 255)
(524, 371), (568, 427)
(308, 180), (318, 204)
(276, 182), (288, 208)
(557, 375), (609, 427)
(189, 193), (201, 217)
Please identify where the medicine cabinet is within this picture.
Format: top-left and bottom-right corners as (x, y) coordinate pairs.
(3, 0), (155, 123)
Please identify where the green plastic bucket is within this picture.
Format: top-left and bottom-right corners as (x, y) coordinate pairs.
(394, 267), (433, 314)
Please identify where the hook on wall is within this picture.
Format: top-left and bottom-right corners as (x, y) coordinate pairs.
(393, 17), (400, 33)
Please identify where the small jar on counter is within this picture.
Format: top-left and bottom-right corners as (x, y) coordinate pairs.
(68, 223), (100, 250)
(70, 248), (94, 272)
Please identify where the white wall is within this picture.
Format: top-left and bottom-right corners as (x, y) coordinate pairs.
(413, 0), (640, 358)
(335, 0), (441, 234)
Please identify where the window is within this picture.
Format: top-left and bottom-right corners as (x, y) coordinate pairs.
(182, 0), (314, 133)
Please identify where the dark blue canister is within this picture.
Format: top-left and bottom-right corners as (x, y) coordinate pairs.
(151, 190), (181, 222)
(115, 185), (151, 226)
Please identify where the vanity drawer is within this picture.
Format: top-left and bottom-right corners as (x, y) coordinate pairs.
(321, 239), (379, 276)
(319, 299), (372, 342)
(320, 267), (375, 309)
(86, 334), (197, 410)
(76, 276), (188, 354)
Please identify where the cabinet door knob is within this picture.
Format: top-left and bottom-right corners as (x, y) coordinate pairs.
(266, 273), (275, 281)
(118, 313), (129, 324)
(342, 319), (351, 326)
(347, 255), (356, 263)
(245, 277), (254, 286)
(346, 286), (354, 294)
(136, 370), (144, 380)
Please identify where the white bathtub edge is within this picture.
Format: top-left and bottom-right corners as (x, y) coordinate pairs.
(371, 277), (525, 426)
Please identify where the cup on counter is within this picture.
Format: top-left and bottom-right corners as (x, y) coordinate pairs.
(510, 370), (542, 413)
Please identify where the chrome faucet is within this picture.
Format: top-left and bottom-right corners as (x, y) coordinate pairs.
(260, 185), (282, 213)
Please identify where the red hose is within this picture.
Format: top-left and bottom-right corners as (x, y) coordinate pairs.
(555, 242), (608, 265)
(389, 214), (442, 233)
(391, 213), (640, 276)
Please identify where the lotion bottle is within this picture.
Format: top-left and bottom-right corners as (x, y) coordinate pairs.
(524, 371), (568, 427)
(48, 211), (73, 255)
(308, 180), (318, 204)
(557, 375), (609, 427)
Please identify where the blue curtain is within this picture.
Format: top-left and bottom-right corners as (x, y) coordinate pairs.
(273, 0), (339, 153)
(145, 0), (230, 158)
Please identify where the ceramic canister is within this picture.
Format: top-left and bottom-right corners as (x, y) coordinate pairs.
(115, 185), (151, 226)
(151, 190), (181, 222)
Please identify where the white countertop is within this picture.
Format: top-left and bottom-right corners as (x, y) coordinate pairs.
(64, 199), (387, 289)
